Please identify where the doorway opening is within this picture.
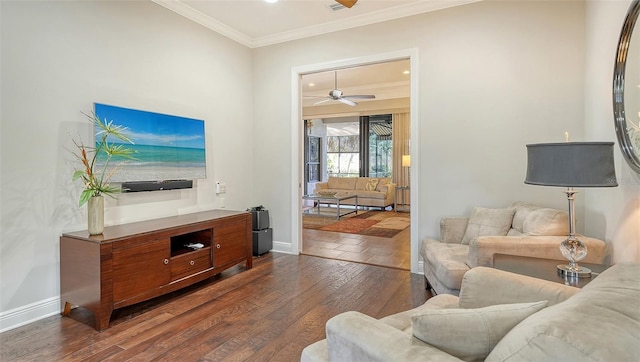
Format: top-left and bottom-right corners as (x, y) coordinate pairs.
(296, 56), (416, 271)
(291, 49), (419, 273)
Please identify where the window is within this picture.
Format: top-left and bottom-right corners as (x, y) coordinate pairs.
(368, 117), (393, 178)
(327, 135), (359, 177)
(308, 137), (320, 181)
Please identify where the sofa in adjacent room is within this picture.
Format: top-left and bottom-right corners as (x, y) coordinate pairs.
(421, 201), (609, 295)
(313, 176), (395, 209)
(301, 263), (640, 362)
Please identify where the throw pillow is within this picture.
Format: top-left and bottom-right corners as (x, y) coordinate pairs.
(412, 301), (548, 362)
(375, 178), (390, 191)
(460, 207), (516, 245)
(364, 178), (379, 191)
(522, 208), (568, 236)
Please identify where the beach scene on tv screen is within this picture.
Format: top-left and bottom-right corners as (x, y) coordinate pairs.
(94, 103), (206, 183)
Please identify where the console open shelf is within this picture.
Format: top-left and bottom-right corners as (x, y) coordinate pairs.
(170, 229), (213, 257)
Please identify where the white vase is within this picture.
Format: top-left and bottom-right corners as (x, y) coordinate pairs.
(88, 195), (104, 235)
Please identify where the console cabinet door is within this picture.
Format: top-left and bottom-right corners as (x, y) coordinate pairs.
(112, 238), (171, 303)
(213, 220), (248, 268)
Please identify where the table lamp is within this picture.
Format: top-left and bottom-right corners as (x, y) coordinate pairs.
(524, 142), (617, 277)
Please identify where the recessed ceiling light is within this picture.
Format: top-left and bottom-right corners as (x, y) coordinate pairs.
(403, 70), (410, 74)
(265, 0), (278, 3)
(309, 83), (315, 87)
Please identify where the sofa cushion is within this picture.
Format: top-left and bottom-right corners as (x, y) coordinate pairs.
(509, 201), (538, 234)
(521, 208), (568, 236)
(376, 177), (390, 191)
(357, 190), (386, 199)
(461, 207), (516, 245)
(380, 294), (460, 333)
(412, 301), (548, 362)
(422, 239), (470, 290)
(327, 176), (357, 190)
(486, 263), (640, 362)
(355, 177), (370, 190)
(508, 201), (569, 236)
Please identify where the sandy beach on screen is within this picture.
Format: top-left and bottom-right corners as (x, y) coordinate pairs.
(106, 165), (206, 182)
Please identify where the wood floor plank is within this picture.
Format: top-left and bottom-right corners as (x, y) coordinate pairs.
(0, 253), (430, 362)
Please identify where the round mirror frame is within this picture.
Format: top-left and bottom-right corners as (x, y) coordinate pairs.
(613, 0), (640, 174)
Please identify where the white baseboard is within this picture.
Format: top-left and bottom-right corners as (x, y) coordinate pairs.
(271, 240), (294, 254)
(0, 296), (60, 333)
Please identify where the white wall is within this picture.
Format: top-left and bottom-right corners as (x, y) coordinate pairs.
(584, 0), (640, 262)
(0, 1), (254, 331)
(252, 0), (587, 267)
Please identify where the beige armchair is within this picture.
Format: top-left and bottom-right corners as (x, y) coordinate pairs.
(421, 202), (609, 295)
(301, 263), (640, 362)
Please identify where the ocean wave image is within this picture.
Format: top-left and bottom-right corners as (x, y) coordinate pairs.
(94, 103), (206, 183)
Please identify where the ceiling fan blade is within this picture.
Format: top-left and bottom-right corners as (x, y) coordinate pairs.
(335, 0), (358, 8)
(313, 98), (333, 105)
(344, 95), (376, 100)
(338, 97), (357, 106)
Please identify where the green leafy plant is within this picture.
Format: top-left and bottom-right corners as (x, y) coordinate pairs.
(72, 112), (135, 206)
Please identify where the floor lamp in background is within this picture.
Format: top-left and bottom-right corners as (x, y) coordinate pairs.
(524, 142), (618, 277)
(402, 155), (411, 187)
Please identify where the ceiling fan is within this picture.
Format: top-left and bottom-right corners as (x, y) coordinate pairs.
(335, 0), (358, 8)
(310, 71), (375, 106)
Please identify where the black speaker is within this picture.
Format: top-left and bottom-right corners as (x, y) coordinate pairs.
(252, 228), (272, 256)
(252, 210), (270, 230)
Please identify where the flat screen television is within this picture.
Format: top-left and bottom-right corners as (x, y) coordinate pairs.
(94, 103), (206, 192)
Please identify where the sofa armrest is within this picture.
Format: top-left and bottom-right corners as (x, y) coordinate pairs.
(381, 182), (396, 201)
(467, 235), (608, 268)
(326, 311), (463, 362)
(440, 217), (468, 244)
(313, 182), (328, 193)
(458, 267), (579, 308)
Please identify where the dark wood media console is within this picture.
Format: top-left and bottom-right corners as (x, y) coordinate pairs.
(60, 209), (252, 331)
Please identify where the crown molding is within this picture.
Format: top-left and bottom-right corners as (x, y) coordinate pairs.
(153, 0), (481, 48)
(152, 0), (254, 47)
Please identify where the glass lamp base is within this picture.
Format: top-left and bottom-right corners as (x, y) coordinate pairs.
(557, 264), (592, 278)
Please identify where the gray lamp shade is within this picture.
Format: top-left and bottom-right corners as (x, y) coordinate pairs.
(525, 142), (618, 187)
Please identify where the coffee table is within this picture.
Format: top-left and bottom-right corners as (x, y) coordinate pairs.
(493, 254), (610, 288)
(303, 193), (358, 220)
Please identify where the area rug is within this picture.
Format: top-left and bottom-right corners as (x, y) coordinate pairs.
(302, 210), (410, 238)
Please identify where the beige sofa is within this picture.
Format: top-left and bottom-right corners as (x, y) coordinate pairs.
(313, 176), (395, 209)
(301, 263), (640, 362)
(421, 202), (609, 295)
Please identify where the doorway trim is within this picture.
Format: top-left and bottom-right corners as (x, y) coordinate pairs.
(290, 48), (421, 273)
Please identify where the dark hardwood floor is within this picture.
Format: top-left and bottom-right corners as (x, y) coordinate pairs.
(302, 224), (411, 270)
(301, 210), (411, 270)
(0, 253), (431, 361)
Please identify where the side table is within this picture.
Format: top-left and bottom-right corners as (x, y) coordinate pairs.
(394, 185), (410, 212)
(493, 254), (610, 288)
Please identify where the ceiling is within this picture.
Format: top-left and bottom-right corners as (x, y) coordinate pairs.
(301, 59), (410, 109)
(152, 0), (478, 48)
